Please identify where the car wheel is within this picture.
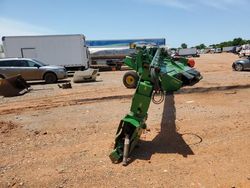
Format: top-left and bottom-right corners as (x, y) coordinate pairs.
(234, 63), (243, 71)
(44, 72), (57, 84)
(123, 71), (139, 89)
(0, 75), (4, 80)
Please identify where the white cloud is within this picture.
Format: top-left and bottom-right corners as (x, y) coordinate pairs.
(0, 17), (55, 42)
(139, 0), (249, 10)
(199, 0), (248, 10)
(142, 0), (193, 9)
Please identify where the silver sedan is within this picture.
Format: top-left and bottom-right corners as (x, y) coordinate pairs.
(0, 58), (67, 83)
(232, 56), (250, 71)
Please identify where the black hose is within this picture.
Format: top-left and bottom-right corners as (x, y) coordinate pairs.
(152, 90), (164, 104)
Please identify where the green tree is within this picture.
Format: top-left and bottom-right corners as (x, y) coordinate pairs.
(232, 38), (243, 46)
(209, 38), (250, 48)
(181, 43), (187, 49)
(196, 43), (206, 49)
(200, 44), (206, 49)
(210, 44), (216, 48)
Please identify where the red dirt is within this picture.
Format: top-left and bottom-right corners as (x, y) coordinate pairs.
(0, 53), (249, 187)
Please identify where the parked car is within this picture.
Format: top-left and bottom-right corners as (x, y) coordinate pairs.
(0, 58), (67, 83)
(232, 56), (250, 71)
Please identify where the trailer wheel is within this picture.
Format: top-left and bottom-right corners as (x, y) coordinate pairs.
(44, 72), (58, 84)
(123, 71), (139, 89)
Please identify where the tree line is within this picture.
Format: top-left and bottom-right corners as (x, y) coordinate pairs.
(180, 38), (250, 49)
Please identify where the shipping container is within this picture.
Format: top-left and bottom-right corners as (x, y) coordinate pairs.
(2, 34), (89, 71)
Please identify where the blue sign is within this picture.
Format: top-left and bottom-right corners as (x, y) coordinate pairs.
(86, 38), (166, 47)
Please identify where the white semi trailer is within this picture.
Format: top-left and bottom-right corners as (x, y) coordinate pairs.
(178, 48), (199, 57)
(2, 34), (89, 71)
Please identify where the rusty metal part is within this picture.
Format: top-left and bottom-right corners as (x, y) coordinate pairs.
(0, 75), (31, 97)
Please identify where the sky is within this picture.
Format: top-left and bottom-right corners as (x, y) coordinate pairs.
(0, 0), (249, 47)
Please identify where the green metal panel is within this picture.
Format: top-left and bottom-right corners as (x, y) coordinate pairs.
(137, 81), (153, 97)
(130, 93), (151, 117)
(124, 57), (135, 70)
(122, 116), (140, 128)
(161, 73), (183, 92)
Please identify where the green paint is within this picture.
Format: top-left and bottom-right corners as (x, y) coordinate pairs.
(110, 46), (202, 163)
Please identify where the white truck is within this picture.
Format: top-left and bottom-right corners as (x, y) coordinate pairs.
(0, 45), (4, 58)
(2, 34), (89, 71)
(239, 44), (250, 57)
(178, 48), (199, 57)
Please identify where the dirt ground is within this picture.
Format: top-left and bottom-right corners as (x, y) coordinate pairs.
(0, 53), (249, 188)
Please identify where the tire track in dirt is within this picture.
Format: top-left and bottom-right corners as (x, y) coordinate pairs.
(0, 93), (133, 115)
(1, 84), (249, 115)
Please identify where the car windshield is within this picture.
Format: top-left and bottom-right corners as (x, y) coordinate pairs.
(32, 59), (48, 66)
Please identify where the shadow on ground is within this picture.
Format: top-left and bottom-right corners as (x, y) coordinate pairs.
(129, 93), (195, 163)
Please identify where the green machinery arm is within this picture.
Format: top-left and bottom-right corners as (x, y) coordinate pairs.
(109, 46), (202, 165)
